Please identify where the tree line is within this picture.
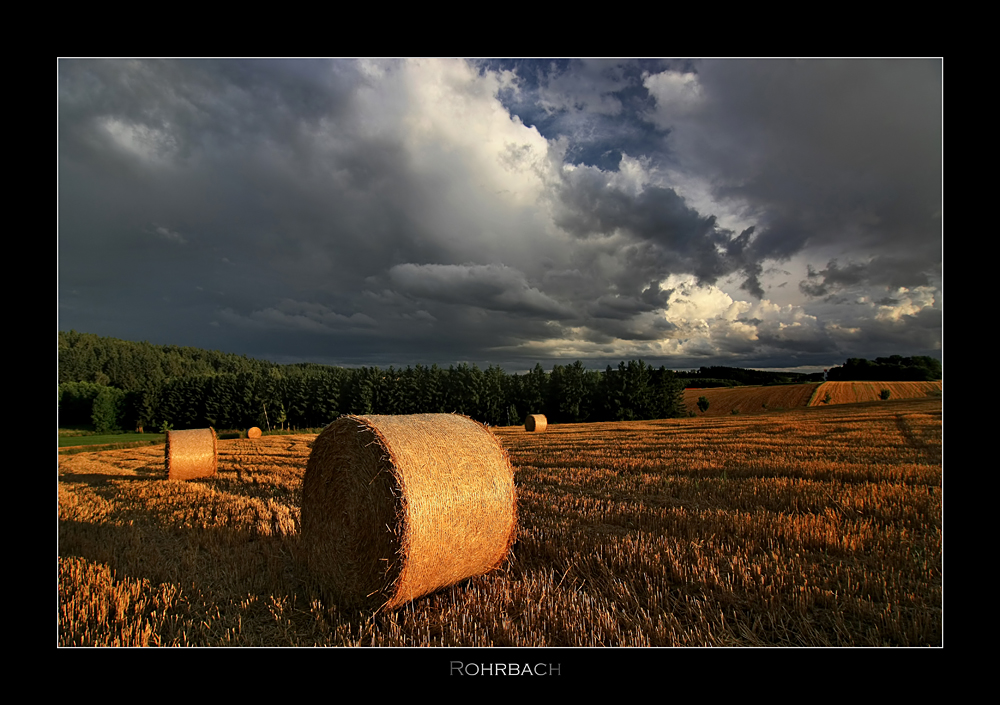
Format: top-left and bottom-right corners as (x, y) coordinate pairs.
(58, 332), (941, 433)
(678, 366), (825, 388)
(825, 355), (941, 382)
(58, 332), (686, 432)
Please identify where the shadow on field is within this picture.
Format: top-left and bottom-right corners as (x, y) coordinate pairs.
(59, 458), (310, 606)
(59, 473), (159, 486)
(59, 516), (306, 601)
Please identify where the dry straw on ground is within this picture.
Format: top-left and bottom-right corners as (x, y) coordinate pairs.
(301, 414), (517, 611)
(247, 427), (262, 439)
(165, 428), (218, 481)
(808, 381), (942, 406)
(524, 414), (547, 432)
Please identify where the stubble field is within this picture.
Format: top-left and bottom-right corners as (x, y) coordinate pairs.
(681, 380), (942, 417)
(58, 397), (942, 647)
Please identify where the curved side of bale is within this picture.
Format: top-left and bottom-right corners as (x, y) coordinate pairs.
(247, 427), (262, 439)
(165, 428), (218, 481)
(525, 414), (547, 432)
(301, 413), (517, 611)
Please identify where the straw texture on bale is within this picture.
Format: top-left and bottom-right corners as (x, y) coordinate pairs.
(301, 414), (517, 611)
(165, 428), (218, 481)
(524, 414), (547, 432)
(247, 427), (262, 439)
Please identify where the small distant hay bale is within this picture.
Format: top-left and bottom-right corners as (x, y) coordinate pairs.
(247, 426), (262, 439)
(301, 414), (517, 611)
(165, 428), (218, 481)
(524, 414), (547, 432)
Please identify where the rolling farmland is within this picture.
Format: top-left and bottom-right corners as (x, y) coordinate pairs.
(682, 384), (819, 417)
(683, 380), (941, 417)
(58, 397), (942, 647)
(809, 381), (942, 406)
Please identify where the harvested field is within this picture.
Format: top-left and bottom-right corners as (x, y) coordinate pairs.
(809, 381), (942, 406)
(59, 398), (941, 647)
(684, 380), (942, 416)
(683, 384), (819, 417)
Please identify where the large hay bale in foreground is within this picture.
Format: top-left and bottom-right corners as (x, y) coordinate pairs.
(247, 426), (262, 439)
(524, 414), (547, 432)
(165, 428), (217, 481)
(301, 414), (517, 611)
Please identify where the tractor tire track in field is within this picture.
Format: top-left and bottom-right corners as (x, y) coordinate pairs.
(893, 413), (941, 451)
(894, 415), (921, 449)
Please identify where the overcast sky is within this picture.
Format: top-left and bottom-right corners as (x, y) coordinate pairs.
(58, 59), (942, 373)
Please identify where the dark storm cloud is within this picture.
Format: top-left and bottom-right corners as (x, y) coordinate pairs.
(221, 299), (379, 333)
(586, 292), (664, 319)
(739, 260), (765, 300)
(385, 263), (574, 318)
(800, 260), (869, 297)
(59, 59), (941, 370)
(755, 325), (834, 354)
(646, 59), (942, 291)
(800, 255), (939, 298)
(59, 60), (442, 345)
(582, 314), (678, 342)
(556, 168), (766, 295)
(836, 306), (942, 355)
(556, 170), (715, 246)
(59, 59), (357, 160)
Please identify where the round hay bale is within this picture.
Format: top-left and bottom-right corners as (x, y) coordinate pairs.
(524, 414), (547, 432)
(165, 428), (218, 481)
(301, 414), (517, 611)
(247, 426), (262, 439)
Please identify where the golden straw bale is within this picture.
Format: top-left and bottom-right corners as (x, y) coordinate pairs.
(301, 414), (517, 611)
(524, 414), (547, 432)
(164, 428), (218, 481)
(247, 427), (262, 439)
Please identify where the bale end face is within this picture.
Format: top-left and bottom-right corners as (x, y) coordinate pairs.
(525, 414), (547, 432)
(247, 427), (262, 439)
(165, 428), (218, 481)
(301, 413), (517, 611)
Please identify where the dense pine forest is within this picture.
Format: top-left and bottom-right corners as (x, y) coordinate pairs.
(58, 331), (686, 432)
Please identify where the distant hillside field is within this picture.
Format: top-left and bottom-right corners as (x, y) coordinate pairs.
(683, 384), (820, 416)
(683, 380), (942, 416)
(808, 381), (942, 406)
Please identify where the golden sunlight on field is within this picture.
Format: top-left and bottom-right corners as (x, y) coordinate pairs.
(683, 384), (820, 417)
(59, 399), (941, 646)
(683, 380), (941, 417)
(809, 381), (942, 406)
